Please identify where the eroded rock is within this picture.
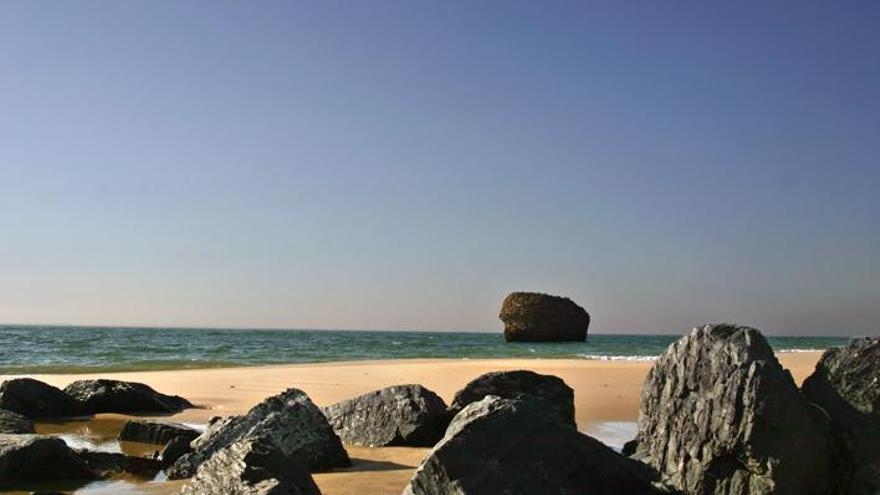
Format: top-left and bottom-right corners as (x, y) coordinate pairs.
(118, 419), (199, 445)
(499, 291), (590, 342)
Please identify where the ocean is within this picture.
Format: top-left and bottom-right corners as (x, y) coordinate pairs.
(0, 325), (851, 374)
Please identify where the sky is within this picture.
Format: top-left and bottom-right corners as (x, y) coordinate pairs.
(1, 1), (878, 336)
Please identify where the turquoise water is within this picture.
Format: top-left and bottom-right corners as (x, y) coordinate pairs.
(0, 325), (852, 374)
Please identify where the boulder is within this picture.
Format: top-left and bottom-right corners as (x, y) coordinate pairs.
(499, 292), (590, 342)
(448, 370), (575, 428)
(803, 336), (880, 495)
(404, 395), (666, 494)
(160, 434), (194, 466)
(63, 379), (192, 414)
(76, 450), (163, 478)
(0, 378), (81, 417)
(0, 434), (95, 484)
(632, 324), (838, 495)
(118, 419), (200, 445)
(168, 388), (349, 479)
(323, 384), (448, 447)
(0, 408), (35, 434)
(179, 437), (321, 495)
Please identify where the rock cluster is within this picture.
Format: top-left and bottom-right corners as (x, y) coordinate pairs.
(499, 291), (590, 342)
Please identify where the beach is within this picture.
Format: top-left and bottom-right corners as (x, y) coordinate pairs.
(3, 352), (823, 495)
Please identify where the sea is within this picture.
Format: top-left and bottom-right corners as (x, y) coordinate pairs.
(0, 325), (852, 375)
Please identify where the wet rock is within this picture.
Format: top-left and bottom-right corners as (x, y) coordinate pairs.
(117, 419), (200, 445)
(803, 336), (880, 495)
(179, 437), (321, 495)
(0, 408), (35, 434)
(76, 450), (163, 478)
(632, 323), (838, 495)
(448, 370), (575, 428)
(168, 388), (349, 479)
(63, 379), (192, 414)
(499, 291), (590, 342)
(0, 378), (81, 418)
(323, 384), (448, 447)
(159, 434), (194, 466)
(0, 434), (95, 484)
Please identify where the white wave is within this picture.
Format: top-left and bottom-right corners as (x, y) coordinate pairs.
(776, 348), (826, 353)
(576, 354), (658, 362)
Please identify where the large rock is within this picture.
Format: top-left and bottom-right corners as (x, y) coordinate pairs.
(76, 450), (163, 478)
(63, 379), (192, 414)
(404, 395), (666, 495)
(632, 324), (838, 495)
(448, 370), (575, 428)
(323, 384), (448, 447)
(803, 337), (880, 495)
(118, 419), (200, 445)
(499, 292), (590, 342)
(179, 437), (321, 495)
(168, 388), (349, 479)
(0, 378), (81, 417)
(0, 434), (95, 483)
(0, 408), (35, 434)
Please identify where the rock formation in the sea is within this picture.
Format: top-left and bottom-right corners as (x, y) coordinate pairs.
(0, 434), (96, 483)
(168, 388), (349, 479)
(448, 370), (576, 428)
(0, 378), (81, 417)
(322, 384), (448, 447)
(404, 395), (667, 495)
(76, 450), (164, 478)
(63, 379), (192, 414)
(0, 408), (35, 434)
(631, 323), (838, 495)
(179, 437), (322, 495)
(499, 291), (590, 342)
(118, 419), (200, 445)
(803, 336), (880, 495)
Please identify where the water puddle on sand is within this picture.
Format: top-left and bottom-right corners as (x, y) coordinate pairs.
(582, 421), (638, 452)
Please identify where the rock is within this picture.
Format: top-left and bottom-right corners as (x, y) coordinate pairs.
(168, 388), (349, 479)
(322, 384), (448, 447)
(160, 434), (194, 466)
(448, 370), (575, 428)
(118, 419), (200, 445)
(803, 336), (880, 495)
(0, 378), (81, 418)
(0, 434), (95, 483)
(76, 450), (163, 478)
(499, 291), (590, 342)
(404, 395), (666, 494)
(632, 323), (838, 495)
(63, 379), (192, 414)
(179, 437), (321, 495)
(0, 408), (35, 434)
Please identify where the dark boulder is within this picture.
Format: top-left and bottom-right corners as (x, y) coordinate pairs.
(118, 419), (200, 445)
(0, 434), (95, 484)
(0, 378), (81, 418)
(168, 388), (349, 479)
(448, 370), (575, 428)
(803, 336), (880, 495)
(0, 408), (35, 434)
(632, 323), (838, 495)
(404, 395), (667, 495)
(63, 379), (192, 414)
(179, 437), (321, 495)
(76, 450), (163, 478)
(160, 434), (194, 466)
(323, 384), (448, 447)
(499, 292), (590, 342)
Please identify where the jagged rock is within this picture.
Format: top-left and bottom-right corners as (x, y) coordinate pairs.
(118, 419), (200, 445)
(63, 379), (192, 414)
(803, 336), (880, 495)
(160, 434), (194, 466)
(448, 370), (575, 428)
(168, 388), (349, 479)
(0, 434), (95, 483)
(179, 437), (321, 495)
(76, 450), (163, 478)
(632, 324), (838, 495)
(404, 395), (666, 495)
(323, 384), (448, 447)
(499, 291), (590, 342)
(0, 378), (81, 417)
(0, 408), (35, 434)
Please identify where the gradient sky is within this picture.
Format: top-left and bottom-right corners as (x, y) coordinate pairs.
(1, 1), (878, 335)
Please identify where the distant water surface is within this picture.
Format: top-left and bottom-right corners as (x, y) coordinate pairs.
(0, 325), (851, 374)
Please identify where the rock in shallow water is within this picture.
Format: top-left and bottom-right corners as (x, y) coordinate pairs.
(0, 434), (95, 484)
(76, 450), (163, 478)
(0, 408), (35, 434)
(63, 379), (192, 414)
(118, 419), (200, 445)
(499, 291), (590, 342)
(322, 384), (448, 447)
(632, 323), (838, 495)
(0, 378), (81, 418)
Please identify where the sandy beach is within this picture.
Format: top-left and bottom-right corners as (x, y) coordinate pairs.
(0, 352), (822, 495)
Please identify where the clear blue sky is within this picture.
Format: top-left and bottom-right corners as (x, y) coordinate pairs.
(1, 1), (877, 335)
